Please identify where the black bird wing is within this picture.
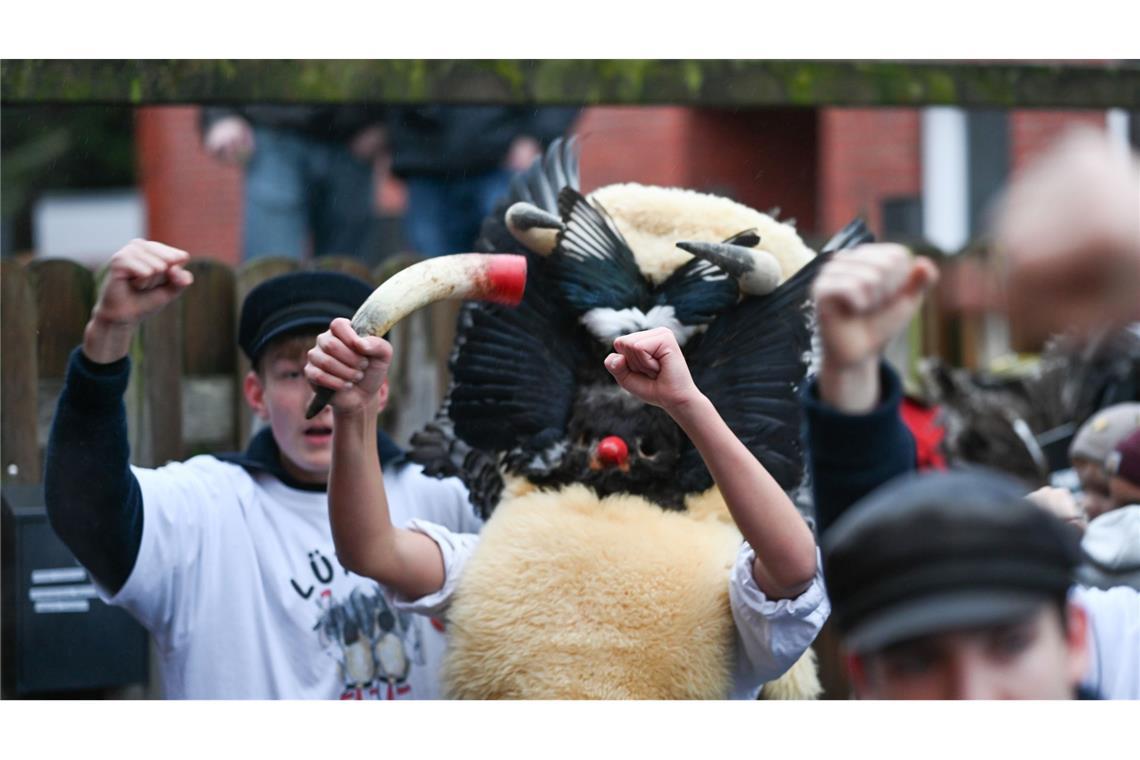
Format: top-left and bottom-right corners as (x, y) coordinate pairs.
(411, 139), (586, 518)
(654, 256), (740, 327)
(678, 218), (874, 495)
(551, 187), (651, 314)
(820, 217), (873, 255)
(475, 136), (578, 255)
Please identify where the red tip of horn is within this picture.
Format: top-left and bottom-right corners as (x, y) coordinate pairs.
(481, 255), (527, 306)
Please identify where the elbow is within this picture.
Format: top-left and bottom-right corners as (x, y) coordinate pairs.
(331, 529), (393, 583)
(773, 568), (816, 599)
(755, 549), (818, 599)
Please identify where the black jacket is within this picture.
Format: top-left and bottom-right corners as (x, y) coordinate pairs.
(802, 361), (917, 537)
(200, 105), (386, 143)
(386, 105), (579, 177)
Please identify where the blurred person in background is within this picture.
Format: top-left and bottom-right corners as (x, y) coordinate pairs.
(803, 241), (1140, 699)
(996, 128), (1140, 352)
(1074, 431), (1140, 592)
(1068, 403), (1140, 523)
(385, 105), (578, 257)
(201, 105), (387, 261)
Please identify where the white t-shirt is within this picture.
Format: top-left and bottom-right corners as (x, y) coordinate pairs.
(1072, 584), (1140, 700)
(393, 520), (831, 700)
(101, 456), (481, 700)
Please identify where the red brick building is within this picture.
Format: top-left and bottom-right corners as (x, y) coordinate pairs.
(135, 103), (1123, 268)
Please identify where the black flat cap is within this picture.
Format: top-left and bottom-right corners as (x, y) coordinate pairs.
(238, 271), (374, 362)
(822, 468), (1081, 654)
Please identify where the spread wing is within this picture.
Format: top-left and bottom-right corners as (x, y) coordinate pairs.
(820, 217), (873, 255)
(475, 136), (578, 255)
(678, 218), (874, 494)
(411, 139), (586, 518)
(654, 256), (740, 327)
(550, 187), (650, 314)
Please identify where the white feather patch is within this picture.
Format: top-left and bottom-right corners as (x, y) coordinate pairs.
(580, 304), (704, 346)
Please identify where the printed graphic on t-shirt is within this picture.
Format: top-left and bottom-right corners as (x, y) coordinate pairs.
(291, 548), (425, 700)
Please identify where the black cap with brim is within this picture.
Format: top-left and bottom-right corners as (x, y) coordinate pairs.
(238, 271), (374, 362)
(842, 590), (1048, 654)
(823, 468), (1081, 654)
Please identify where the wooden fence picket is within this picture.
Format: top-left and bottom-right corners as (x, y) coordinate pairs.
(180, 259), (238, 455)
(1, 259), (41, 484)
(27, 259), (95, 458)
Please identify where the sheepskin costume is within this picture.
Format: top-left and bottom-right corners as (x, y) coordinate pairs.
(588, 183), (814, 287)
(443, 483), (820, 699)
(411, 139), (860, 700)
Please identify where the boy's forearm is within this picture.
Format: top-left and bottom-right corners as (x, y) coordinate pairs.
(328, 409), (445, 599)
(668, 394), (817, 599)
(329, 409), (393, 572)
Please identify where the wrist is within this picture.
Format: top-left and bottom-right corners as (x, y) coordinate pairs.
(332, 403), (381, 429)
(817, 357), (880, 414)
(82, 316), (136, 364)
(664, 390), (713, 428)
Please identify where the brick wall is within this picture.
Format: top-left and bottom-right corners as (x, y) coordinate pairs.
(817, 108), (922, 238)
(687, 108), (817, 232)
(576, 107), (694, 191)
(578, 106), (818, 234)
(136, 107), (243, 265)
(1010, 110), (1107, 173)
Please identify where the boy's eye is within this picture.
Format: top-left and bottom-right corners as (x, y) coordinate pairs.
(882, 650), (936, 677)
(989, 625), (1035, 659)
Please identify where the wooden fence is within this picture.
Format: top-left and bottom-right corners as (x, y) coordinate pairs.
(1, 255), (459, 484)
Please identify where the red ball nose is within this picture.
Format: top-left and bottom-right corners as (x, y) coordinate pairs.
(596, 435), (629, 468)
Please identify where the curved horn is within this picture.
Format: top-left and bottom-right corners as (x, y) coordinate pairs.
(675, 241), (782, 296)
(305, 253), (527, 419)
(506, 201), (564, 256)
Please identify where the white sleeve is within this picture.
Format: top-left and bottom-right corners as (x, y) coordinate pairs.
(104, 458), (243, 643)
(389, 519), (481, 618)
(1070, 584), (1140, 700)
(729, 543), (830, 694)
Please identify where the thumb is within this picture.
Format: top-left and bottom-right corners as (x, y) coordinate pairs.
(163, 265), (195, 292)
(605, 353), (631, 384)
(900, 257), (939, 298)
(606, 353), (655, 400)
(879, 258), (938, 330)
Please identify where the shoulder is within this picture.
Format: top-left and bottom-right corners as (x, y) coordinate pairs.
(132, 454), (256, 507)
(383, 462), (479, 529)
(1072, 584), (1140, 619)
(385, 461), (467, 498)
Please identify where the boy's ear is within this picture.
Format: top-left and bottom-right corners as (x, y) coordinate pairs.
(243, 370), (270, 421)
(845, 651), (871, 698)
(1064, 602), (1090, 687)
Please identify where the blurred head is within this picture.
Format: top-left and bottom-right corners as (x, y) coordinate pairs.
(1107, 429), (1140, 510)
(1070, 403), (1140, 519)
(238, 271), (380, 484)
(823, 469), (1086, 700)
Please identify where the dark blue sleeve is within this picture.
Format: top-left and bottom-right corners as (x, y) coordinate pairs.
(803, 361), (917, 537)
(44, 347), (143, 595)
(524, 107), (580, 145)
